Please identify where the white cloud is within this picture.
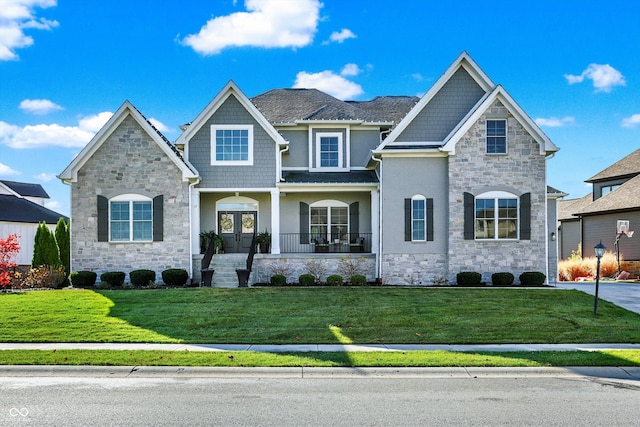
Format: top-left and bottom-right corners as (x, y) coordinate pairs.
(33, 172), (55, 182)
(564, 64), (626, 93)
(0, 162), (21, 177)
(149, 118), (170, 133)
(535, 116), (575, 128)
(181, 0), (321, 55)
(0, 111), (112, 149)
(621, 114), (640, 128)
(340, 63), (361, 77)
(19, 98), (63, 114)
(0, 0), (59, 61)
(45, 199), (61, 210)
(294, 70), (363, 100)
(323, 28), (356, 45)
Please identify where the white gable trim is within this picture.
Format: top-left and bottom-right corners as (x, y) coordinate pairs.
(58, 101), (199, 183)
(175, 80), (288, 150)
(0, 182), (21, 198)
(440, 86), (559, 156)
(376, 52), (495, 150)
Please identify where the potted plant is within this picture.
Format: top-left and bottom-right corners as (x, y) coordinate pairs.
(199, 230), (217, 254)
(213, 233), (223, 254)
(256, 229), (271, 254)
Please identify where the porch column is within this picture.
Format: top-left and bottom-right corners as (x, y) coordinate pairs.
(270, 188), (281, 254)
(371, 189), (379, 255)
(191, 189), (201, 255)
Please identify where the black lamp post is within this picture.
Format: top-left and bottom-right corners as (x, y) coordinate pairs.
(593, 241), (606, 315)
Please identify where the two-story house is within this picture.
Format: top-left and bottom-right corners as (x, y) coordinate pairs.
(59, 52), (560, 286)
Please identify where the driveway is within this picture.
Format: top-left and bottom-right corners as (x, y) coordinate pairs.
(554, 281), (640, 314)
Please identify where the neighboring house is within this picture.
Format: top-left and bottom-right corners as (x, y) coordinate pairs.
(0, 180), (67, 265)
(59, 52), (560, 286)
(559, 148), (640, 268)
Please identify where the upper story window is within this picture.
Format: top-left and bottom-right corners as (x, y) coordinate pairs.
(211, 125), (253, 165)
(601, 184), (621, 197)
(314, 132), (344, 170)
(486, 119), (506, 154)
(110, 194), (153, 242)
(475, 191), (518, 240)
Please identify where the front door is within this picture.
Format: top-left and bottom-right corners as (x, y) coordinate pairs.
(218, 211), (256, 253)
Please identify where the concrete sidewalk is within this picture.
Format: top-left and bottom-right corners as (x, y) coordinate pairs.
(1, 342), (640, 352)
(554, 281), (640, 314)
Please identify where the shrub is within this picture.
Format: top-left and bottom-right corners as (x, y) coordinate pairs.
(100, 271), (125, 287)
(161, 268), (188, 286)
(456, 271), (482, 287)
(55, 218), (70, 285)
(270, 274), (286, 286)
(337, 255), (365, 278)
(24, 265), (66, 288)
(326, 274), (343, 286)
(491, 272), (514, 286)
(266, 260), (291, 282)
(298, 273), (315, 286)
(32, 222), (61, 268)
(129, 269), (156, 286)
(302, 259), (327, 283)
(349, 274), (367, 286)
(519, 271), (546, 286)
(70, 271), (97, 288)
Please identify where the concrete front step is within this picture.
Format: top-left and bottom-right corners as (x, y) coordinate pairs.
(206, 253), (254, 287)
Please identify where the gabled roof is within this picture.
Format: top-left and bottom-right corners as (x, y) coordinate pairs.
(0, 180), (49, 198)
(547, 185), (568, 199)
(250, 88), (406, 125)
(0, 194), (66, 224)
(574, 174), (640, 216)
(586, 148), (640, 183)
(59, 100), (198, 183)
(558, 194), (592, 221)
(441, 85), (558, 155)
(176, 81), (288, 147)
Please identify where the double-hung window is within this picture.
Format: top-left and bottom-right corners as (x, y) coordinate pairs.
(475, 191), (518, 240)
(315, 132), (343, 169)
(411, 196), (426, 241)
(486, 119), (506, 154)
(211, 125), (253, 165)
(110, 195), (153, 242)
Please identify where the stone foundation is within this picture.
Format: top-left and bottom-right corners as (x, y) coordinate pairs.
(252, 254), (376, 284)
(381, 253), (448, 286)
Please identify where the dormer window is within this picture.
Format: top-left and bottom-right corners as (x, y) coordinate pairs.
(315, 132), (343, 169)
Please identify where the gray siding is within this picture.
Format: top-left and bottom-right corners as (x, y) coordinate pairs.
(559, 219), (581, 259)
(397, 68), (486, 142)
(188, 94), (276, 188)
(582, 211), (640, 261)
(280, 129), (307, 168)
(547, 198), (559, 282)
(351, 129), (380, 167)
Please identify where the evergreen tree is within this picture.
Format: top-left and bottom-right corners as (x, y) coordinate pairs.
(55, 218), (70, 282)
(32, 222), (61, 268)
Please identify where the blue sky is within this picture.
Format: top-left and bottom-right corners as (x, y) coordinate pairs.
(1, 0), (639, 217)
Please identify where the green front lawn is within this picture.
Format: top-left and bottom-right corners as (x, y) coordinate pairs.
(1, 287), (639, 344)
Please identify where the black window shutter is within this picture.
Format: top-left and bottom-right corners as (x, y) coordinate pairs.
(349, 202), (359, 240)
(426, 198), (434, 241)
(463, 192), (475, 240)
(97, 195), (108, 242)
(153, 195), (163, 242)
(404, 198), (411, 241)
(300, 202), (309, 244)
(519, 192), (531, 240)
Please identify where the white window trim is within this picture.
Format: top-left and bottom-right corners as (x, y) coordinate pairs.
(309, 200), (349, 243)
(311, 131), (348, 171)
(411, 195), (427, 242)
(109, 194), (153, 242)
(211, 125), (254, 166)
(486, 119), (507, 155)
(474, 191), (518, 241)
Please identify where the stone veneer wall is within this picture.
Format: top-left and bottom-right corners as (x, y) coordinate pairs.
(381, 253), (448, 286)
(71, 115), (191, 281)
(252, 254), (376, 284)
(447, 100), (548, 284)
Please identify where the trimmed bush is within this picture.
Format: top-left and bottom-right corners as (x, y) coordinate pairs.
(270, 274), (286, 286)
(100, 271), (125, 287)
(350, 274), (367, 286)
(326, 274), (344, 286)
(456, 271), (482, 287)
(491, 272), (514, 287)
(70, 270), (97, 288)
(519, 271), (546, 286)
(129, 269), (156, 286)
(298, 273), (315, 286)
(161, 268), (188, 286)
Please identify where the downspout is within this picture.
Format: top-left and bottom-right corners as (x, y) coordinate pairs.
(278, 144), (289, 182)
(370, 152), (383, 280)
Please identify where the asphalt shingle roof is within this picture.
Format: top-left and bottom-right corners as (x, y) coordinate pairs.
(586, 148), (640, 182)
(574, 174), (640, 215)
(0, 194), (67, 224)
(282, 170), (379, 184)
(558, 194), (592, 221)
(0, 180), (49, 198)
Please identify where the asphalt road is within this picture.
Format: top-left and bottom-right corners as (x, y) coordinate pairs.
(2, 368), (639, 426)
